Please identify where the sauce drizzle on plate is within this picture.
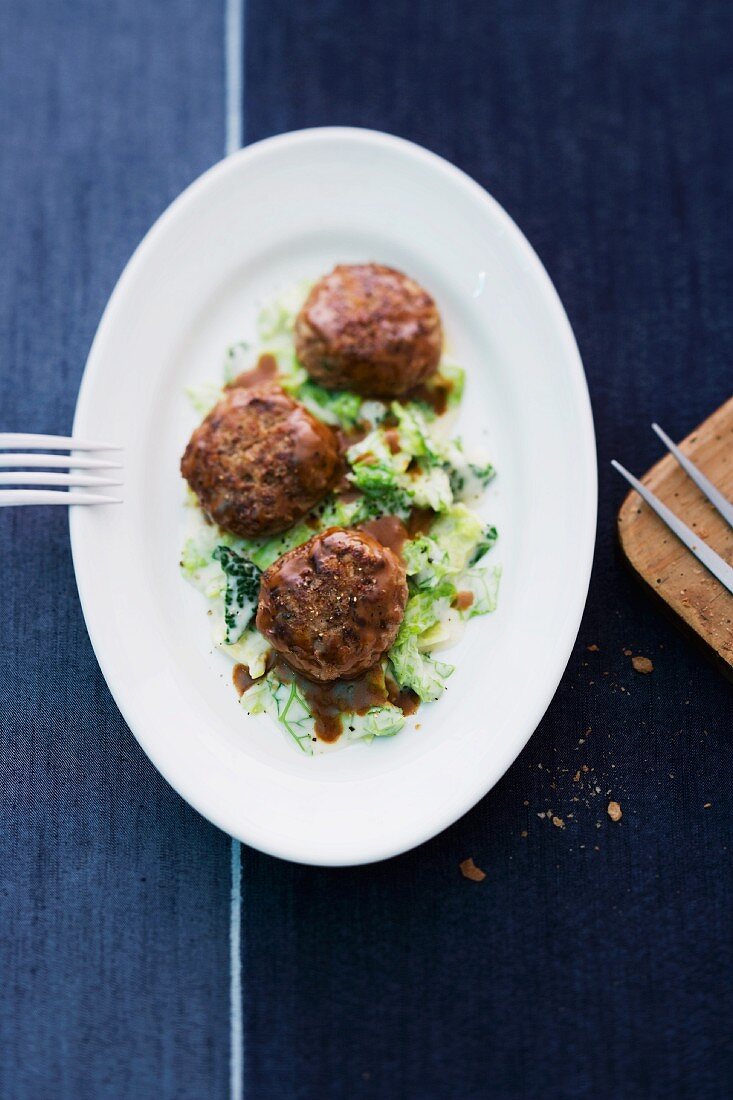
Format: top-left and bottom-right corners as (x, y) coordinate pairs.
(228, 352), (279, 390)
(233, 656), (420, 743)
(358, 514), (410, 558)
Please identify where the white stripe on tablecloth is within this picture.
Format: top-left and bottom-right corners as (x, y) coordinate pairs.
(226, 1), (245, 1095)
(230, 836), (243, 1100)
(226, 0), (244, 154)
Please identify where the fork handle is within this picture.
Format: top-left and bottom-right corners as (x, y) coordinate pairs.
(0, 490), (121, 506)
(0, 433), (120, 450)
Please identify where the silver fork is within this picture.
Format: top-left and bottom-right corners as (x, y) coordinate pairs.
(0, 433), (122, 506)
(612, 423), (733, 595)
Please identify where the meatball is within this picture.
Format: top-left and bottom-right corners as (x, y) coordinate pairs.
(180, 385), (340, 538)
(256, 527), (408, 681)
(294, 263), (443, 396)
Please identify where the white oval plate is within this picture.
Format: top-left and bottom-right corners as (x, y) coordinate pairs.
(71, 128), (596, 866)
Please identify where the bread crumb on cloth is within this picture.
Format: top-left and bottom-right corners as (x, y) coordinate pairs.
(632, 656), (654, 674)
(460, 857), (486, 882)
(607, 801), (623, 822)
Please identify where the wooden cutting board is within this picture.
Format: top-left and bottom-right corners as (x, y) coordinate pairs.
(617, 396), (733, 674)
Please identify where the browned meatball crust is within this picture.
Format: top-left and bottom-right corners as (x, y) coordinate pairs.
(294, 263), (443, 396)
(256, 527), (408, 681)
(180, 385), (340, 538)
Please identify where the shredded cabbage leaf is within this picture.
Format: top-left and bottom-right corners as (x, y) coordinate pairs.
(389, 635), (455, 703)
(454, 564), (502, 619)
(243, 673), (405, 754)
(386, 504), (501, 697)
(344, 405), (493, 517)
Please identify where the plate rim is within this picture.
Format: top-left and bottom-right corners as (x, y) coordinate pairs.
(70, 126), (597, 865)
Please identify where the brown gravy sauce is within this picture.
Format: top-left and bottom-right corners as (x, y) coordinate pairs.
(233, 656), (421, 743)
(406, 507), (435, 537)
(272, 658), (397, 743)
(333, 482), (362, 503)
(336, 424), (368, 453)
(383, 428), (402, 454)
(453, 590), (474, 612)
(233, 662), (258, 697)
(358, 514), (409, 558)
(233, 649), (277, 697)
(307, 665), (380, 741)
(228, 353), (279, 390)
(386, 676), (420, 716)
(287, 404), (332, 464)
(403, 375), (454, 416)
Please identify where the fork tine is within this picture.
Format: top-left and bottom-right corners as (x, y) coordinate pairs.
(0, 433), (121, 451)
(0, 490), (121, 506)
(0, 453), (122, 470)
(612, 460), (733, 595)
(0, 472), (123, 487)
(651, 423), (733, 531)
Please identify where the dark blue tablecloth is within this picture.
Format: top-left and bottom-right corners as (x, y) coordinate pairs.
(1, 2), (732, 1097)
